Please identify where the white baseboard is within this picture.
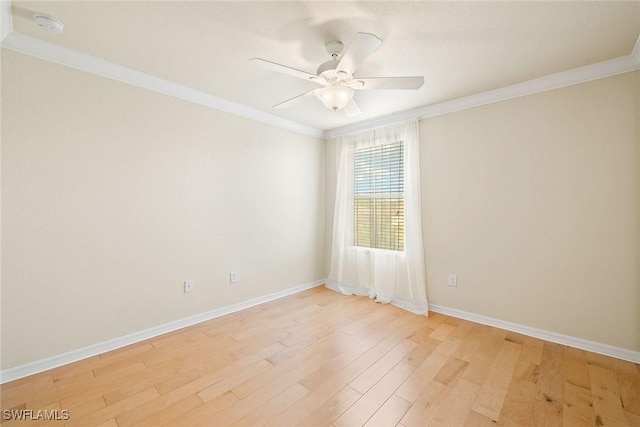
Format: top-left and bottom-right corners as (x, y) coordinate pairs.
(429, 304), (640, 364)
(0, 279), (326, 384)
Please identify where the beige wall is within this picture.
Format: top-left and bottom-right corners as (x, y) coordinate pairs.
(1, 50), (326, 369)
(421, 71), (639, 351)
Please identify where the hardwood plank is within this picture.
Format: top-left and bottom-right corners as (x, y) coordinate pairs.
(395, 348), (451, 403)
(423, 312), (447, 330)
(341, 300), (400, 336)
(172, 348), (239, 378)
(230, 349), (326, 401)
(349, 339), (417, 394)
(197, 359), (276, 402)
(504, 332), (526, 345)
(401, 338), (440, 368)
(124, 394), (203, 427)
(58, 363), (158, 411)
(463, 410), (499, 427)
(428, 322), (455, 341)
(230, 382), (310, 426)
(531, 398), (563, 426)
(406, 326), (436, 346)
(453, 324), (489, 362)
(564, 351), (590, 389)
(626, 410), (640, 426)
(448, 318), (475, 340)
(472, 340), (521, 421)
(430, 379), (480, 425)
(66, 387), (160, 427)
(161, 391), (238, 426)
(614, 358), (640, 416)
(535, 342), (564, 406)
(433, 356), (468, 387)
(9, 371), (96, 412)
(333, 362), (415, 427)
(589, 364), (630, 426)
(297, 327), (392, 391)
(60, 395), (107, 420)
(563, 382), (595, 426)
(513, 361), (539, 384)
(297, 386), (362, 427)
(399, 380), (450, 427)
(586, 351), (616, 371)
(498, 377), (535, 426)
(102, 366), (184, 405)
(95, 419), (118, 427)
(518, 337), (544, 366)
(461, 328), (508, 385)
(153, 372), (192, 395)
(266, 328), (347, 366)
(363, 394), (412, 427)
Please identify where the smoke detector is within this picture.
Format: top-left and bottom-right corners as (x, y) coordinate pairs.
(33, 14), (64, 33)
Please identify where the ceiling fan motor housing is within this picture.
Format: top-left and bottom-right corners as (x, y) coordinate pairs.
(317, 60), (341, 79)
(326, 41), (344, 57)
(317, 41), (347, 81)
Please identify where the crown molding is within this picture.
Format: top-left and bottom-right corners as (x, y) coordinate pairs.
(0, 0), (12, 42)
(633, 35), (640, 65)
(326, 49), (640, 139)
(1, 31), (324, 139)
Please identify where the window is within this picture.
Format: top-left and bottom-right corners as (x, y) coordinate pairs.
(353, 141), (404, 251)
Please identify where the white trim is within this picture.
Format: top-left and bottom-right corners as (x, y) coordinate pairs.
(0, 0), (12, 42)
(0, 279), (326, 384)
(0, 32), (324, 139)
(326, 54), (640, 138)
(429, 304), (640, 364)
(632, 35), (640, 65)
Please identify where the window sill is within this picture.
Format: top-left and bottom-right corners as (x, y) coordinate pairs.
(347, 245), (406, 255)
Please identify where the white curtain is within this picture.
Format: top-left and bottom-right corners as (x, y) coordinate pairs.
(327, 121), (428, 315)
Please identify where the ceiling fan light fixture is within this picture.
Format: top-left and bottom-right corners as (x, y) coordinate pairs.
(315, 83), (354, 111)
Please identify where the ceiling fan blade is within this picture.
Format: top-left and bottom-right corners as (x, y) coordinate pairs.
(336, 33), (382, 76)
(351, 76), (424, 90)
(343, 98), (362, 117)
(250, 58), (318, 81)
(273, 89), (316, 109)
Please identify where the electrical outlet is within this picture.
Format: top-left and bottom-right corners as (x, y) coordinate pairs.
(184, 280), (193, 293)
(230, 271), (238, 284)
(448, 274), (457, 287)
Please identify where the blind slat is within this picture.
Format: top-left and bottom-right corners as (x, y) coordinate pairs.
(353, 141), (405, 251)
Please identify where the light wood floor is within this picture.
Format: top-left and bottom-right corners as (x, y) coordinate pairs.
(2, 286), (639, 426)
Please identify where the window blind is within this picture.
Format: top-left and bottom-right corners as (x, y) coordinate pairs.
(354, 141), (405, 251)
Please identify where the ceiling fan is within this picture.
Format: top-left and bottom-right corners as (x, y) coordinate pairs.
(249, 33), (424, 117)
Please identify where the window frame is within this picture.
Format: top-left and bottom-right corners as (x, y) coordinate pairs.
(352, 140), (405, 252)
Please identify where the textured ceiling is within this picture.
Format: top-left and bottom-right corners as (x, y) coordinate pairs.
(10, 1), (640, 131)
